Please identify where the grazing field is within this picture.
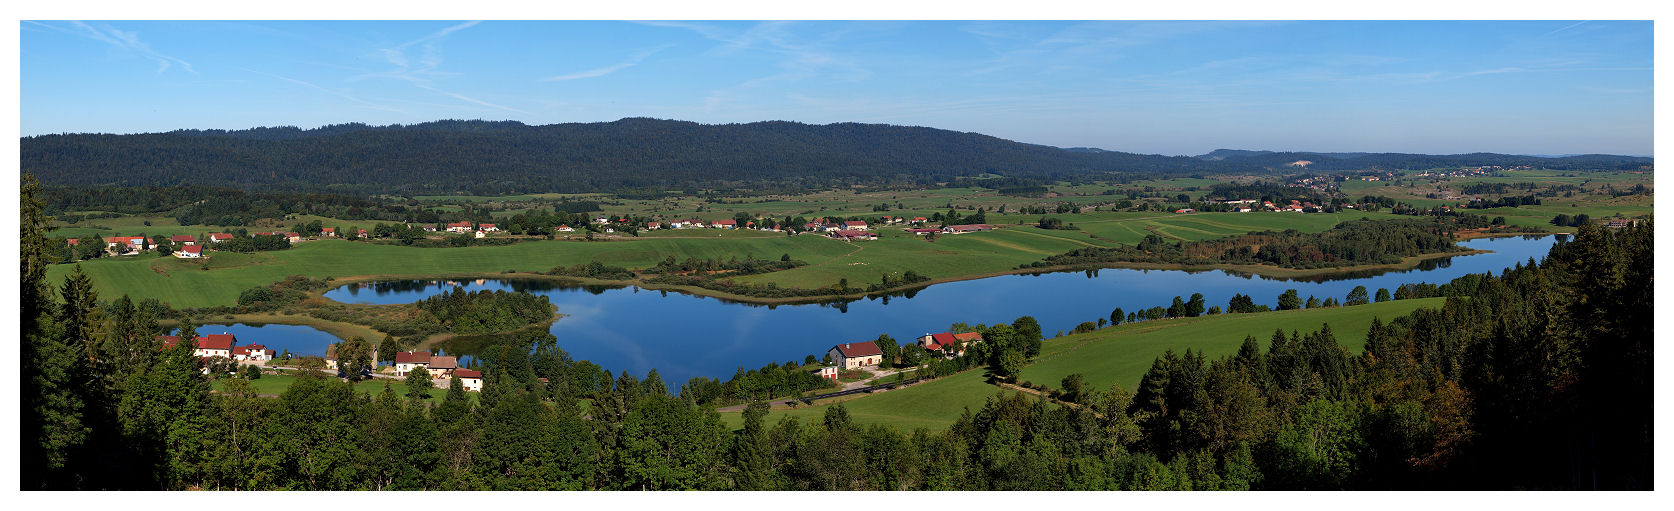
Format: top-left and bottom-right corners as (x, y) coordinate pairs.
(720, 297), (1445, 430)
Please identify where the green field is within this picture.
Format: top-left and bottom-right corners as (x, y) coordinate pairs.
(47, 236), (855, 308)
(47, 207), (1393, 309)
(721, 297), (1445, 430)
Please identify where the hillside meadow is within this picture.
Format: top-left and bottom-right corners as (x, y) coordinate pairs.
(721, 297), (1445, 430)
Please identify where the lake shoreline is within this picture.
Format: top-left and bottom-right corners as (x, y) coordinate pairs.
(315, 245), (1502, 307)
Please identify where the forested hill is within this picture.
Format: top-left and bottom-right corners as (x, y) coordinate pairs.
(23, 118), (1653, 195)
(22, 118), (1210, 195)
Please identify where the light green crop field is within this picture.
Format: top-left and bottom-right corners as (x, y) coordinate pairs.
(718, 297), (1445, 430)
(1019, 297), (1445, 392)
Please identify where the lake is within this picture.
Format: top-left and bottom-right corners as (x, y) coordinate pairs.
(169, 323), (343, 358)
(323, 235), (1561, 386)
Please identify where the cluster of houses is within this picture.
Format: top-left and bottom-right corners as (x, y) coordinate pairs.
(438, 222), (498, 237)
(811, 331), (986, 381)
(72, 231), (244, 258)
(391, 350), (482, 391)
(155, 333), (275, 364)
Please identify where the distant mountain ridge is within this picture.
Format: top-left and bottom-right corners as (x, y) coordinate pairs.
(21, 119), (1652, 195)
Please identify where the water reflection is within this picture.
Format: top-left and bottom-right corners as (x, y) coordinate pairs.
(321, 235), (1560, 385)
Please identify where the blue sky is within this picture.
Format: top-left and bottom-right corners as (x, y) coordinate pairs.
(19, 20), (1654, 155)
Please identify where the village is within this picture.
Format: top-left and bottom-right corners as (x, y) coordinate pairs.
(63, 213), (1009, 258)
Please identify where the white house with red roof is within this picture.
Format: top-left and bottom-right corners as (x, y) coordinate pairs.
(917, 332), (983, 358)
(479, 224), (498, 232)
(208, 233), (233, 243)
(157, 333), (238, 359)
(230, 344), (274, 362)
(645, 222), (661, 230)
(170, 234), (197, 245)
(175, 245), (203, 258)
(814, 366), (839, 380)
(106, 236), (147, 252)
(321, 227), (336, 237)
(456, 369), (484, 392)
(828, 342), (884, 369)
(393, 351), (433, 376)
(446, 221), (474, 233)
(556, 224), (574, 232)
(842, 220), (869, 231)
(711, 219), (737, 229)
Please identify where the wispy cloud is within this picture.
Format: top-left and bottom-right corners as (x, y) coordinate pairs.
(26, 20), (195, 74)
(639, 21), (874, 113)
(542, 44), (673, 82)
(352, 21), (527, 114)
(1544, 20), (1590, 37)
(241, 68), (404, 113)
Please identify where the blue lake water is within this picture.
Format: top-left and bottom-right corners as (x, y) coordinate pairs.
(323, 235), (1561, 386)
(169, 323), (342, 358)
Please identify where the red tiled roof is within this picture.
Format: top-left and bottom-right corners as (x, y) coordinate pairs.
(181, 245), (203, 255)
(926, 332), (957, 350)
(428, 356), (458, 370)
(843, 221), (867, 227)
(202, 334), (236, 350)
(67, 238), (80, 245)
(394, 351), (433, 364)
(455, 369), (482, 379)
(480, 224), (495, 228)
(321, 227), (334, 232)
(209, 233), (233, 240)
(158, 334), (236, 351)
(231, 344), (273, 357)
(953, 332), (983, 342)
(712, 219), (737, 225)
(834, 342), (883, 358)
(170, 235), (196, 243)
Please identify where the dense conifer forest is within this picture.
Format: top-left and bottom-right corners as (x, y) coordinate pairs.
(21, 118), (1653, 194)
(21, 174), (1652, 490)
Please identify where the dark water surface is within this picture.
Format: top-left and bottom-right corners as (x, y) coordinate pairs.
(322, 235), (1560, 385)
